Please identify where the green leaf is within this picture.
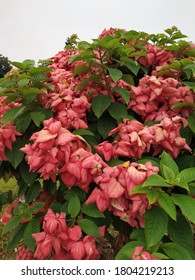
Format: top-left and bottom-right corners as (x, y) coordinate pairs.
(121, 74), (134, 85)
(178, 167), (195, 183)
(175, 155), (195, 171)
(97, 113), (116, 139)
(161, 242), (193, 260)
(16, 113), (31, 133)
(188, 112), (195, 133)
(72, 129), (94, 136)
(183, 81), (195, 89)
(82, 203), (105, 218)
(108, 68), (122, 82)
(43, 179), (57, 195)
(30, 111), (45, 127)
(146, 189), (159, 204)
(182, 49), (195, 56)
(68, 194), (81, 218)
(19, 161), (37, 185)
(73, 65), (89, 76)
(160, 151), (179, 177)
(30, 202), (45, 214)
(18, 78), (30, 87)
(158, 192), (177, 220)
(108, 102), (127, 121)
(78, 219), (101, 237)
(7, 224), (26, 250)
(171, 194), (195, 223)
(168, 213), (194, 251)
(136, 157), (160, 168)
(29, 66), (53, 74)
(115, 241), (145, 260)
(114, 87), (130, 104)
(21, 87), (44, 96)
(91, 95), (111, 118)
(161, 165), (176, 181)
(142, 174), (171, 188)
(130, 228), (146, 243)
(124, 61), (140, 75)
(172, 102), (195, 109)
(2, 106), (26, 126)
(25, 182), (41, 203)
(145, 205), (168, 247)
(2, 216), (23, 234)
(24, 218), (40, 252)
(6, 139), (27, 169)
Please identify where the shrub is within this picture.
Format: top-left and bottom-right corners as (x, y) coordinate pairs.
(0, 26), (195, 260)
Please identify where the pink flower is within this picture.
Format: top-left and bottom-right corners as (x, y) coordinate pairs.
(131, 246), (160, 260)
(43, 209), (67, 234)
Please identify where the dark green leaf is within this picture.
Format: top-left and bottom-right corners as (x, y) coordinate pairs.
(108, 102), (127, 121)
(30, 111), (45, 127)
(6, 139), (27, 169)
(16, 113), (31, 133)
(25, 182), (41, 203)
(92, 95), (111, 118)
(171, 194), (195, 223)
(7, 224), (26, 250)
(158, 192), (177, 220)
(168, 213), (193, 251)
(30, 202), (45, 214)
(2, 216), (23, 234)
(78, 219), (101, 237)
(145, 205), (168, 247)
(24, 218), (40, 252)
(97, 113), (116, 139)
(188, 112), (195, 133)
(72, 129), (94, 136)
(19, 161), (37, 185)
(68, 194), (81, 218)
(82, 203), (105, 218)
(172, 102), (195, 109)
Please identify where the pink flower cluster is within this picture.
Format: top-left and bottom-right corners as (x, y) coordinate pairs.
(16, 245), (34, 260)
(0, 97), (21, 160)
(129, 75), (195, 122)
(86, 161), (159, 227)
(32, 209), (102, 260)
(20, 118), (107, 192)
(95, 117), (190, 159)
(131, 246), (159, 260)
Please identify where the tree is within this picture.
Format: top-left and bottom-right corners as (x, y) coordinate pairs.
(0, 54), (12, 78)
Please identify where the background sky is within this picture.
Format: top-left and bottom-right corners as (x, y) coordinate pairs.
(1, 0), (195, 63)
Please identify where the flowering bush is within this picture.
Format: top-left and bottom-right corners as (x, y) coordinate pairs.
(0, 26), (195, 260)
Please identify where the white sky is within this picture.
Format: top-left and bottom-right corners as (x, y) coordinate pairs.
(1, 0), (195, 63)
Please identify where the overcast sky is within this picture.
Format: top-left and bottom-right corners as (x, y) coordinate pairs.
(1, 0), (195, 63)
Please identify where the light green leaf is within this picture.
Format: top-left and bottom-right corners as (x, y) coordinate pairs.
(72, 129), (94, 136)
(18, 78), (30, 87)
(145, 205), (168, 247)
(2, 106), (26, 126)
(161, 165), (176, 181)
(171, 194), (195, 223)
(92, 95), (111, 118)
(2, 216), (23, 234)
(158, 192), (177, 220)
(178, 167), (195, 182)
(142, 174), (171, 188)
(160, 151), (179, 177)
(146, 189), (159, 204)
(108, 68), (123, 82)
(161, 242), (193, 260)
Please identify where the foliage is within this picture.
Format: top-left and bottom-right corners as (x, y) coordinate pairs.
(0, 26), (195, 260)
(0, 54), (12, 78)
